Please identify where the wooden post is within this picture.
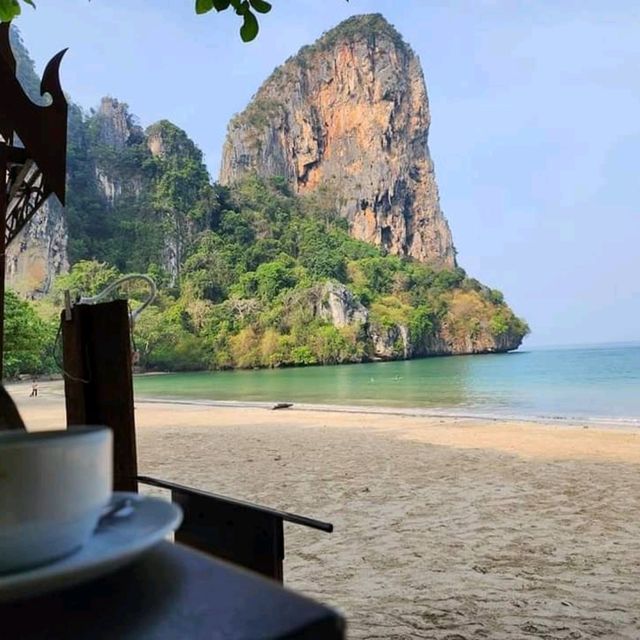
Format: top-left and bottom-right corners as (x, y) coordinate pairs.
(0, 144), (7, 381)
(62, 299), (138, 492)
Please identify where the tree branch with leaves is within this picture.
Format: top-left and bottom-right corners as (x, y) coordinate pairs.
(0, 0), (273, 42)
(196, 0), (272, 42)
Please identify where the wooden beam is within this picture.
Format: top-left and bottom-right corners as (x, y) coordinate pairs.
(138, 475), (333, 533)
(62, 300), (138, 492)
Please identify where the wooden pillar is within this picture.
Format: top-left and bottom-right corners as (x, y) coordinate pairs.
(62, 299), (138, 492)
(0, 144), (7, 381)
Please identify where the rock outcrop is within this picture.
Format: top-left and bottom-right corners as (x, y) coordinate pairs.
(306, 280), (524, 360)
(5, 200), (68, 298)
(220, 14), (456, 268)
(370, 323), (410, 360)
(315, 281), (368, 328)
(92, 97), (146, 205)
(93, 97), (140, 150)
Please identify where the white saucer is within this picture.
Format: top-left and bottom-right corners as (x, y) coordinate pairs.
(0, 492), (182, 603)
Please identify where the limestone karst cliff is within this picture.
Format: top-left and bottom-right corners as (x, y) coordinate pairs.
(4, 19), (528, 372)
(6, 26), (212, 295)
(220, 14), (455, 268)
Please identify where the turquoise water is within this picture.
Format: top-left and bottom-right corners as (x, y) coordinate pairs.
(133, 343), (640, 424)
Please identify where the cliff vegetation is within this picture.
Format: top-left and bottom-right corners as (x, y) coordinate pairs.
(12, 171), (527, 375)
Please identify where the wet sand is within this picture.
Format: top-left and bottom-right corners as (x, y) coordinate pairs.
(12, 381), (640, 639)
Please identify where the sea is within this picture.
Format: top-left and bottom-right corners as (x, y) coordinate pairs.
(133, 342), (640, 425)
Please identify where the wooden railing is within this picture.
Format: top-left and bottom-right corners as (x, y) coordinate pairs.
(138, 476), (332, 582)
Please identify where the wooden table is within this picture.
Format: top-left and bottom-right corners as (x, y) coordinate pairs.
(1, 542), (345, 639)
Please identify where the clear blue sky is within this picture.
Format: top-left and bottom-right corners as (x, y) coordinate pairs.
(16, 1), (640, 347)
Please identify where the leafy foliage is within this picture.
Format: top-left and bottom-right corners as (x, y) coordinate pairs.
(0, 0), (34, 23)
(53, 260), (122, 301)
(0, 54), (528, 376)
(1, 0), (271, 42)
(15, 173), (526, 375)
(195, 0), (272, 41)
(3, 290), (55, 378)
(62, 106), (213, 281)
(0, 153), (527, 377)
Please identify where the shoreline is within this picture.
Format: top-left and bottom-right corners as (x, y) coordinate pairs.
(134, 395), (640, 430)
(11, 383), (640, 464)
(6, 378), (640, 429)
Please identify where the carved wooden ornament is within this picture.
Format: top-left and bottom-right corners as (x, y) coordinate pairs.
(0, 22), (68, 247)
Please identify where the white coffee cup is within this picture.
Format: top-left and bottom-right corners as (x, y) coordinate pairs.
(0, 427), (112, 574)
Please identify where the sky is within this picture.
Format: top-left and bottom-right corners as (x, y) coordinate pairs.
(14, 0), (640, 347)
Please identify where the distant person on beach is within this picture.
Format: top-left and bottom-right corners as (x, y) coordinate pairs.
(29, 380), (38, 398)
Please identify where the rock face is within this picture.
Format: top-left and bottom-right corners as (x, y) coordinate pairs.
(315, 281), (368, 328)
(93, 97), (138, 150)
(220, 14), (456, 268)
(370, 323), (410, 360)
(92, 97), (146, 205)
(307, 280), (524, 360)
(5, 200), (68, 298)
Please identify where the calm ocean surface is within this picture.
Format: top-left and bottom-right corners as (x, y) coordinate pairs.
(133, 343), (640, 424)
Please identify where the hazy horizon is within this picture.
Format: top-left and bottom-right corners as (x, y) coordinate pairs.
(14, 1), (640, 348)
(523, 339), (640, 350)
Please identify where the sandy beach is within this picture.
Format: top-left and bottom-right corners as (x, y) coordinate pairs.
(11, 381), (640, 639)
